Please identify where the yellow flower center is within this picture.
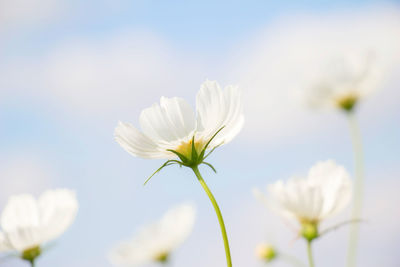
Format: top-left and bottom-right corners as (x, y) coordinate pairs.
(21, 245), (41, 262)
(335, 93), (358, 112)
(154, 251), (169, 263)
(175, 138), (206, 159)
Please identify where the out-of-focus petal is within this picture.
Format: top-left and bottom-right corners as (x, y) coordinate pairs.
(306, 52), (380, 109)
(260, 160), (352, 224)
(108, 240), (150, 266)
(0, 232), (11, 252)
(108, 203), (195, 266)
(3, 227), (40, 252)
(0, 189), (78, 252)
(308, 160), (352, 219)
(38, 189), (78, 243)
(1, 195), (39, 233)
(158, 203), (195, 249)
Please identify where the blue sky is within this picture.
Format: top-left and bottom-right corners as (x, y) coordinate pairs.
(1, 0), (400, 267)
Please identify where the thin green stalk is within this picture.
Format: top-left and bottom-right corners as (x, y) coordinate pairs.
(191, 166), (232, 267)
(29, 260), (35, 267)
(306, 241), (315, 267)
(346, 112), (364, 267)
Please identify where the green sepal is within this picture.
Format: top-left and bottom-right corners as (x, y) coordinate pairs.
(144, 160), (181, 185)
(167, 149), (189, 164)
(203, 144), (222, 160)
(199, 126), (225, 160)
(191, 135), (198, 163)
(202, 162), (217, 173)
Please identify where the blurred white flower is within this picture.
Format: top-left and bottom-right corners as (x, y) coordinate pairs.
(306, 51), (381, 111)
(256, 160), (352, 225)
(114, 80), (244, 165)
(109, 203), (195, 266)
(255, 243), (277, 262)
(0, 189), (78, 261)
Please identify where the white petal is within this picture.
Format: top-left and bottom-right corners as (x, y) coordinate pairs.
(1, 194), (39, 233)
(303, 187), (323, 221)
(108, 203), (195, 266)
(0, 190), (78, 252)
(115, 121), (168, 159)
(308, 160), (352, 219)
(158, 203), (196, 250)
(140, 97), (195, 143)
(196, 80), (244, 147)
(263, 160), (352, 224)
(2, 227), (41, 252)
(262, 185), (291, 221)
(37, 189), (78, 243)
(306, 52), (380, 109)
(109, 239), (151, 266)
(0, 232), (11, 252)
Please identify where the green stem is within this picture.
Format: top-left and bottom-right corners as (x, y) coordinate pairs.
(306, 241), (315, 267)
(29, 260), (35, 267)
(346, 112), (364, 267)
(191, 165), (232, 267)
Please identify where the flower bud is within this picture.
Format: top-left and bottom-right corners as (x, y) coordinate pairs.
(256, 243), (277, 262)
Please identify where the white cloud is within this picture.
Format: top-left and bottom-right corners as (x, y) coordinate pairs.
(43, 31), (204, 116)
(0, 30), (207, 121)
(0, 0), (67, 32)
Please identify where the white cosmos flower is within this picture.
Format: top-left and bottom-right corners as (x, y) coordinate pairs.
(109, 203), (195, 266)
(256, 160), (352, 225)
(306, 51), (381, 111)
(0, 189), (78, 257)
(114, 80), (244, 163)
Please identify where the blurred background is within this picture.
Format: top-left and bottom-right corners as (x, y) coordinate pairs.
(1, 0), (400, 266)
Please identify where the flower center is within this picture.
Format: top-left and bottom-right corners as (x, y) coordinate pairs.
(335, 93), (358, 112)
(256, 244), (277, 262)
(21, 245), (41, 262)
(154, 251), (169, 263)
(175, 138), (206, 159)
